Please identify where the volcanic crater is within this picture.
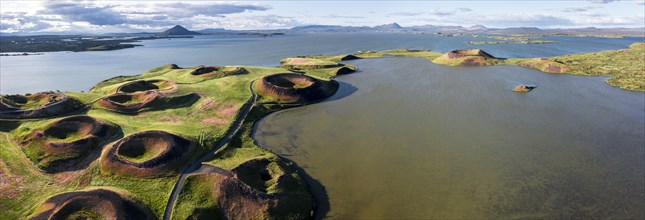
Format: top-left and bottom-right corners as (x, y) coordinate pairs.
(17, 115), (120, 172)
(29, 188), (154, 220)
(0, 92), (84, 119)
(257, 73), (339, 104)
(100, 130), (196, 177)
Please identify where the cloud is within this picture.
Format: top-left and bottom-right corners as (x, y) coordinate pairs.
(427, 9), (457, 16)
(40, 1), (127, 25)
(413, 13), (574, 28)
(0, 12), (52, 33)
(191, 14), (302, 30)
(324, 14), (365, 19)
(571, 15), (645, 26)
(427, 8), (473, 16)
(477, 14), (573, 26)
(589, 0), (619, 3)
(145, 2), (269, 18)
(388, 12), (425, 16)
(389, 8), (472, 17)
(562, 6), (597, 12)
(2, 1), (276, 33)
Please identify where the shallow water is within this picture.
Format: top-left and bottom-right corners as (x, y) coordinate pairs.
(254, 58), (645, 219)
(1, 33), (642, 94)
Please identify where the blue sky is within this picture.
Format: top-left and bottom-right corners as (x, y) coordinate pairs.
(1, 0), (644, 33)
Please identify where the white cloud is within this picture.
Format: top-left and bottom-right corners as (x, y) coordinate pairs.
(0, 1), (277, 33)
(571, 15), (645, 26)
(0, 12), (52, 33)
(590, 0), (620, 3)
(562, 6), (598, 12)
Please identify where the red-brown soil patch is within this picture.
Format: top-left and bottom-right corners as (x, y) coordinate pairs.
(159, 115), (181, 124)
(17, 115), (120, 173)
(517, 58), (568, 73)
(257, 73), (339, 104)
(544, 65), (566, 73)
(216, 103), (240, 118)
(201, 117), (229, 125)
(100, 130), (196, 177)
(29, 188), (154, 220)
(446, 49), (496, 59)
(0, 92), (84, 119)
(0, 160), (23, 200)
(197, 98), (219, 111)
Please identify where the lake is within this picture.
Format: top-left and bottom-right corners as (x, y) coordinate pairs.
(0, 33), (641, 94)
(254, 57), (645, 219)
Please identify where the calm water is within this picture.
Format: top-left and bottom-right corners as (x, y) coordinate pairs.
(0, 33), (641, 94)
(254, 58), (645, 219)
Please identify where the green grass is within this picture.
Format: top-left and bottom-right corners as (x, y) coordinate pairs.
(506, 42), (644, 91)
(354, 48), (442, 59)
(488, 36), (533, 41)
(470, 40), (555, 45)
(170, 174), (222, 220)
(280, 57), (342, 70)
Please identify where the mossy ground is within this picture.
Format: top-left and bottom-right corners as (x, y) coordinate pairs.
(506, 42), (645, 91)
(354, 48), (442, 59)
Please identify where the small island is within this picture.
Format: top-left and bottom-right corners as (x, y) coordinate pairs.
(469, 35), (557, 45)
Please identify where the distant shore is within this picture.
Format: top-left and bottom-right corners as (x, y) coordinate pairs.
(0, 35), (193, 53)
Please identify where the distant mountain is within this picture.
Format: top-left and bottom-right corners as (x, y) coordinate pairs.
(159, 25), (201, 36)
(373, 23), (403, 31)
(465, 25), (488, 31)
(198, 28), (231, 34)
(289, 25), (370, 33)
(287, 23), (644, 36)
(493, 27), (544, 34)
(3, 23), (643, 37)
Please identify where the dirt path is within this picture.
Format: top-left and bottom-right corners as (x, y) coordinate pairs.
(162, 81), (257, 220)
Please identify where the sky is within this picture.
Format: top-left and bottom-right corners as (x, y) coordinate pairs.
(1, 0), (644, 34)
